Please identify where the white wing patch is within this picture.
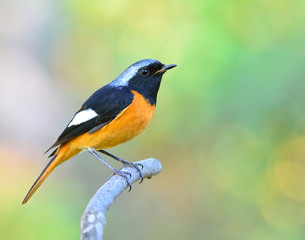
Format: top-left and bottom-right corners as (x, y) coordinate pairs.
(68, 108), (98, 127)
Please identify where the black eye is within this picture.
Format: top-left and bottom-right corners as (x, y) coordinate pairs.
(138, 67), (149, 76)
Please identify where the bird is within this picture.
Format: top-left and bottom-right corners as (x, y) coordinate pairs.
(22, 59), (177, 204)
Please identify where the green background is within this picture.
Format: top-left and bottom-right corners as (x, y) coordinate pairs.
(1, 0), (305, 239)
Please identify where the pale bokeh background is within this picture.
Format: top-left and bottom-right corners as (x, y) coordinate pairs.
(1, 0), (305, 239)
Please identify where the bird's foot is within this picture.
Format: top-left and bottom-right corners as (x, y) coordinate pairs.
(111, 169), (133, 191)
(87, 148), (133, 191)
(122, 161), (144, 183)
(98, 149), (144, 183)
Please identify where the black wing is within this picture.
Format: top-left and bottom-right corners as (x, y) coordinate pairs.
(46, 85), (134, 155)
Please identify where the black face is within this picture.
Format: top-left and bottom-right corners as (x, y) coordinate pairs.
(137, 61), (164, 77)
(127, 61), (166, 105)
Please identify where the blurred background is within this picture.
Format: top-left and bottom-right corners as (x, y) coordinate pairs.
(1, 0), (305, 239)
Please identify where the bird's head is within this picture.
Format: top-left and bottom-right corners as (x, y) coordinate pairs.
(110, 59), (177, 104)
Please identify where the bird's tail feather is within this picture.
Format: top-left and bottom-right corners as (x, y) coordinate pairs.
(22, 147), (68, 204)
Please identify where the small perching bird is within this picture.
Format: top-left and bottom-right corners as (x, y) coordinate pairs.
(22, 59), (177, 204)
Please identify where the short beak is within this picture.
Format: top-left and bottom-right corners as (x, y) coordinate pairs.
(155, 64), (177, 75)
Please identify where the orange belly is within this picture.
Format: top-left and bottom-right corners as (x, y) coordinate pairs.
(65, 90), (155, 152)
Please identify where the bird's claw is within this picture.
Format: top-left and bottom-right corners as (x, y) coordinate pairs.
(112, 169), (132, 191)
(124, 162), (144, 183)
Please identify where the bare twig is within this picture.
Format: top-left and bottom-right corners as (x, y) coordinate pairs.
(80, 158), (162, 240)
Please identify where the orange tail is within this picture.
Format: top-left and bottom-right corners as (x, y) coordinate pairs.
(22, 145), (77, 204)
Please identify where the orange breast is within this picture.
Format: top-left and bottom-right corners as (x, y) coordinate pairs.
(66, 90), (155, 151)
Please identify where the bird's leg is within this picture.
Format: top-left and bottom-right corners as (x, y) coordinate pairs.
(87, 148), (132, 191)
(98, 149), (144, 183)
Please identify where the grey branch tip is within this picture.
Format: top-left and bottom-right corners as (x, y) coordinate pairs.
(81, 158), (162, 240)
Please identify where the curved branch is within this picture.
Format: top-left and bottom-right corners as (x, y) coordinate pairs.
(80, 158), (162, 240)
